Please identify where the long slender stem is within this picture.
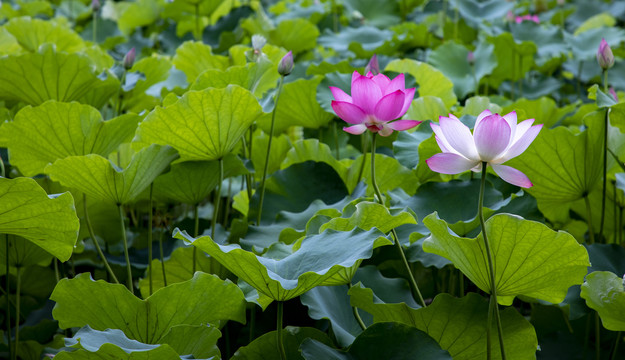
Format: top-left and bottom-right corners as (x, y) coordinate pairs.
(596, 312), (601, 360)
(118, 204), (134, 294)
(333, 121), (340, 159)
(611, 331), (621, 360)
(276, 301), (287, 360)
(212, 158), (224, 242)
(158, 229), (167, 287)
(257, 76), (285, 225)
(13, 266), (21, 360)
(83, 195), (119, 283)
(355, 134), (368, 186)
(370, 133), (426, 307)
(604, 69), (609, 93)
(348, 283), (367, 330)
(5, 234), (11, 360)
(0, 153), (5, 177)
(585, 195), (596, 244)
(479, 163), (506, 360)
(600, 108), (609, 242)
(115, 70), (126, 117)
(486, 289), (495, 360)
(148, 184), (154, 296)
(92, 12), (97, 44)
(240, 136), (254, 202)
(192, 204), (199, 274)
(54, 259), (60, 283)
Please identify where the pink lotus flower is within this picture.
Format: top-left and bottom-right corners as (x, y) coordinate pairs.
(330, 71), (420, 136)
(515, 14), (540, 24)
(426, 110), (542, 188)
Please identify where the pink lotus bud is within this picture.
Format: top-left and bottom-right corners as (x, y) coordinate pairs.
(467, 51), (475, 65)
(123, 47), (135, 70)
(610, 87), (618, 102)
(278, 51), (293, 76)
(364, 54), (380, 76)
(531, 15), (540, 24)
(92, 0), (100, 12)
(506, 11), (515, 22)
(597, 38), (615, 70)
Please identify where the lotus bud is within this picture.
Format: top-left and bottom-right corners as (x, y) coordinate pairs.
(123, 47), (136, 70)
(251, 35), (266, 54)
(597, 38), (615, 70)
(467, 51), (475, 65)
(610, 87), (619, 102)
(92, 0), (100, 12)
(364, 54), (380, 76)
(278, 51), (293, 76)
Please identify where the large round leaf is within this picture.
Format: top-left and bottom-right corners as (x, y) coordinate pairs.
(133, 85), (262, 161)
(4, 16), (86, 53)
(0, 44), (118, 108)
(301, 322), (451, 360)
(2, 101), (138, 177)
(0, 177), (79, 262)
(46, 145), (179, 205)
(51, 272), (246, 343)
(232, 326), (332, 360)
(172, 41), (228, 82)
(580, 271), (625, 331)
(174, 227), (392, 304)
(423, 213), (590, 305)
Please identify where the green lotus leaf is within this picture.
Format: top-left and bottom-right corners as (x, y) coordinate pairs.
(175, 227), (392, 304)
(4, 16), (85, 53)
(152, 153), (247, 205)
(342, 0), (401, 28)
(349, 288), (537, 360)
(580, 271), (625, 331)
(423, 213), (590, 305)
(281, 139), (348, 184)
(317, 26), (393, 55)
(46, 144), (179, 205)
(138, 246), (217, 299)
(0, 44), (119, 107)
(172, 41), (229, 83)
(232, 326), (332, 360)
(134, 85), (262, 161)
(191, 59), (280, 98)
(501, 97), (578, 128)
(159, 324), (221, 359)
(0, 235), (52, 268)
(251, 129), (291, 181)
(123, 55), (172, 113)
(51, 272), (246, 342)
(461, 96), (503, 116)
(385, 59), (457, 109)
(454, 0), (514, 23)
(0, 177), (78, 262)
(321, 202), (417, 234)
(300, 322), (451, 360)
(487, 32), (536, 86)
(116, 0), (163, 36)
(269, 18), (319, 54)
(55, 327), (181, 360)
(257, 77), (333, 134)
(405, 96), (447, 123)
(508, 110), (621, 222)
(2, 101), (138, 177)
(428, 41), (496, 98)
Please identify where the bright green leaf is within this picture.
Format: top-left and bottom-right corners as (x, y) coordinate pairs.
(191, 60), (280, 98)
(423, 213), (590, 305)
(580, 271), (625, 331)
(46, 145), (179, 205)
(2, 101), (138, 177)
(4, 17), (85, 53)
(175, 227), (391, 304)
(134, 85), (262, 161)
(321, 202), (417, 233)
(0, 44), (119, 108)
(232, 326), (332, 360)
(172, 41), (229, 83)
(51, 272), (246, 342)
(0, 177), (78, 262)
(269, 18), (318, 54)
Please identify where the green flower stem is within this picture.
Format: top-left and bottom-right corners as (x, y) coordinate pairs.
(92, 11), (97, 44)
(370, 133), (426, 308)
(148, 184), (154, 296)
(0, 154), (5, 177)
(584, 195), (596, 244)
(355, 134), (368, 186)
(13, 266), (21, 360)
(611, 331), (621, 360)
(240, 136), (254, 201)
(158, 229), (167, 287)
(479, 162), (506, 360)
(600, 108), (610, 242)
(596, 312), (601, 360)
(212, 157), (224, 241)
(5, 234), (11, 360)
(333, 121), (340, 159)
(115, 70), (126, 117)
(257, 75), (285, 226)
(54, 259), (60, 283)
(83, 195), (119, 284)
(276, 301), (287, 360)
(193, 203), (199, 274)
(604, 69), (609, 93)
(118, 204), (134, 294)
(348, 283), (367, 330)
